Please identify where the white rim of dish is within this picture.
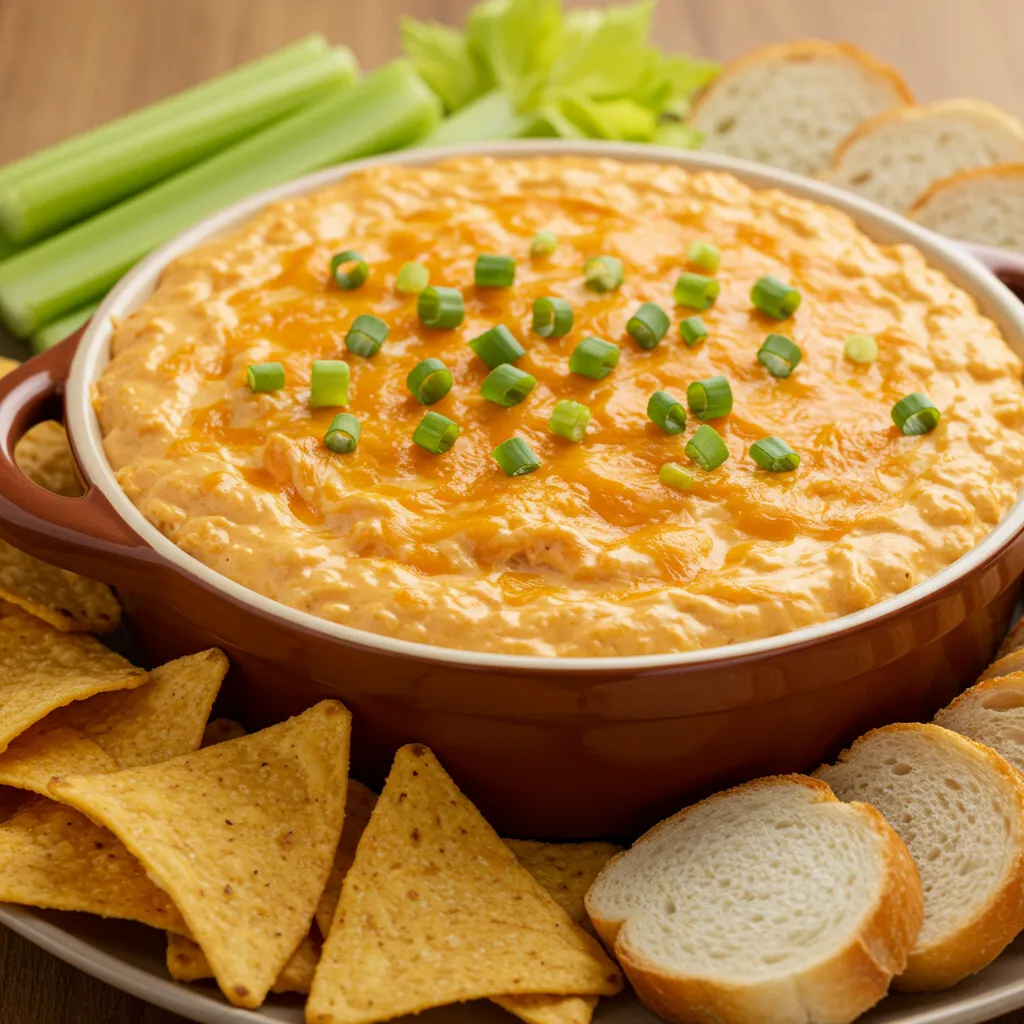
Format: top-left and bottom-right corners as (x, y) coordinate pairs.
(67, 140), (1024, 673)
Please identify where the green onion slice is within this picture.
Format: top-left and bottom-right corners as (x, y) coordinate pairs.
(396, 261), (430, 295)
(674, 272), (720, 310)
(345, 314), (389, 358)
(757, 333), (802, 378)
(844, 332), (878, 364)
(475, 254), (516, 287)
(647, 390), (687, 435)
(324, 412), (361, 454)
(548, 399), (591, 442)
(749, 436), (801, 472)
(406, 358), (453, 405)
(247, 361), (285, 393)
(413, 411), (461, 454)
(531, 231), (558, 258)
(627, 302), (670, 350)
(751, 275), (801, 319)
(569, 336), (620, 380)
(469, 324), (525, 368)
(481, 364), (537, 407)
(687, 239), (721, 274)
(583, 255), (624, 292)
(680, 315), (709, 347)
(687, 375), (733, 420)
(330, 250), (368, 290)
(891, 392), (941, 436)
(685, 424), (730, 471)
(310, 359), (350, 408)
(660, 462), (694, 491)
(532, 297), (573, 338)
(418, 286), (465, 329)
(493, 437), (542, 477)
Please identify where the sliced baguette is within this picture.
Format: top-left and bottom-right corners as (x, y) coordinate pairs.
(910, 163), (1024, 254)
(585, 775), (922, 1024)
(999, 617), (1024, 660)
(821, 100), (1024, 212)
(935, 672), (1024, 774)
(815, 723), (1024, 991)
(689, 40), (911, 177)
(979, 648), (1024, 682)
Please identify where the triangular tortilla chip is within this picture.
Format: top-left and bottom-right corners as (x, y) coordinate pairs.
(51, 649), (227, 768)
(0, 612), (146, 754)
(307, 744), (622, 1024)
(0, 724), (117, 794)
(50, 700), (352, 1010)
(166, 931), (321, 994)
(492, 995), (597, 1024)
(15, 421), (84, 498)
(0, 796), (187, 934)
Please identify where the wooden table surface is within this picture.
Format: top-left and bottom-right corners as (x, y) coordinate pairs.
(2, 0), (1024, 1020)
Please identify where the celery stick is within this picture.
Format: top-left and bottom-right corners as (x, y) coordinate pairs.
(31, 302), (100, 354)
(0, 46), (359, 244)
(0, 60), (441, 338)
(0, 35), (331, 191)
(421, 90), (534, 147)
(0, 232), (20, 264)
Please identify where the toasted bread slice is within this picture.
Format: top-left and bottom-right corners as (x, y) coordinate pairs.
(689, 40), (911, 177)
(821, 100), (1024, 212)
(910, 164), (1024, 254)
(935, 672), (1024, 774)
(979, 648), (1024, 682)
(816, 723), (1024, 991)
(585, 775), (922, 1024)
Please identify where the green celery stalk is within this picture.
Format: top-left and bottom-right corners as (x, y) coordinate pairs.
(0, 44), (359, 244)
(0, 232), (20, 264)
(421, 90), (534, 147)
(31, 301), (100, 354)
(0, 60), (441, 338)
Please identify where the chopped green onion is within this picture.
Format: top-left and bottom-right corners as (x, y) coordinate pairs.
(627, 302), (670, 350)
(687, 239), (721, 274)
(583, 255), (623, 292)
(687, 376), (733, 420)
(247, 362), (285, 393)
(418, 286), (465, 328)
(475, 254), (516, 287)
(310, 359), (350, 407)
(749, 436), (800, 472)
(751, 275), (801, 319)
(647, 390), (687, 435)
(891, 393), (941, 436)
(406, 358), (452, 405)
(493, 437), (542, 477)
(469, 324), (525, 368)
(569, 336), (620, 380)
(481, 364), (536, 406)
(531, 231), (558, 258)
(396, 261), (430, 295)
(345, 313), (388, 357)
(413, 411), (461, 454)
(757, 333), (802, 378)
(532, 297), (573, 338)
(685, 424), (729, 471)
(674, 272), (720, 310)
(324, 412), (361, 454)
(548, 399), (591, 442)
(680, 315), (708, 347)
(660, 462), (694, 491)
(844, 332), (878, 364)
(330, 250), (368, 290)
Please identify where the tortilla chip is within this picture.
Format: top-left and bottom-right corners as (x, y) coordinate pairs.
(52, 649), (227, 768)
(0, 539), (120, 633)
(0, 613), (147, 754)
(0, 724), (117, 794)
(0, 796), (187, 934)
(15, 421), (84, 498)
(202, 718), (247, 747)
(50, 700), (352, 1010)
(306, 745), (622, 1024)
(492, 995), (597, 1024)
(0, 357), (18, 377)
(166, 931), (321, 994)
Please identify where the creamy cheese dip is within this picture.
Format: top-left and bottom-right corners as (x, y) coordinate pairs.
(96, 156), (1024, 657)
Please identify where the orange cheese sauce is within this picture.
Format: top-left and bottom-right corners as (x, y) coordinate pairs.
(97, 157), (1024, 656)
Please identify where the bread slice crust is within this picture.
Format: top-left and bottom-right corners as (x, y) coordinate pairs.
(585, 775), (923, 1024)
(910, 161), (1024, 215)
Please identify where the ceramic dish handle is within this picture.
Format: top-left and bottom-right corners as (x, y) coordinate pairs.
(963, 242), (1024, 301)
(0, 331), (173, 591)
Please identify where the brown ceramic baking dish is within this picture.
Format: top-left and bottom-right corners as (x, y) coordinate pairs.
(2, 141), (1024, 840)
